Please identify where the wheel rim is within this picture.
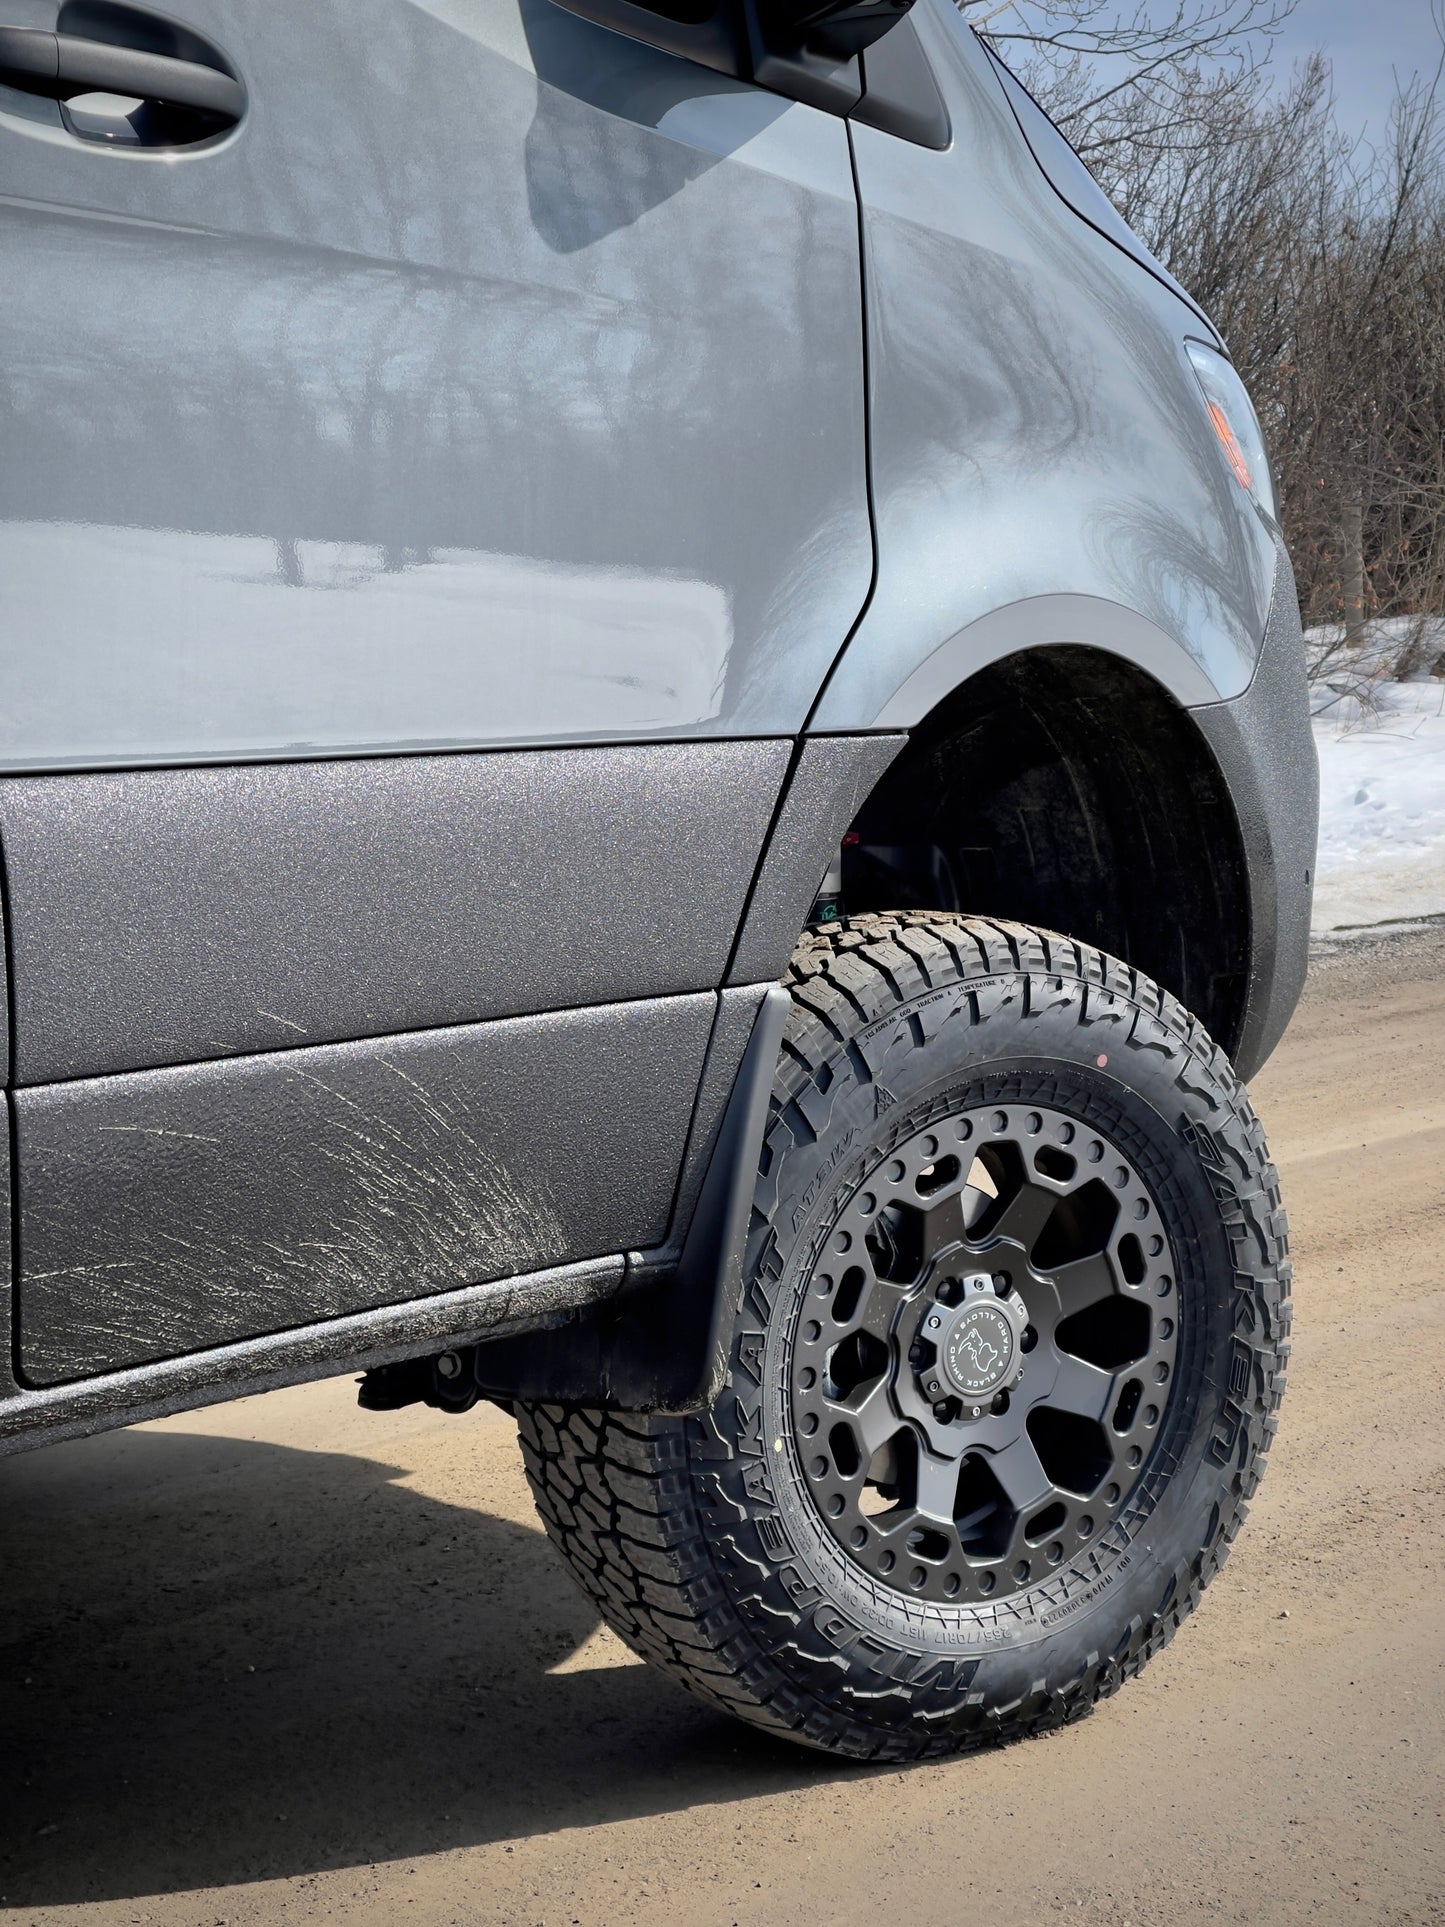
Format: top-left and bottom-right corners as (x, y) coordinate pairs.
(788, 1102), (1179, 1605)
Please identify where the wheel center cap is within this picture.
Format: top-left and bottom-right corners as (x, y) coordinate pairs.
(934, 1277), (1029, 1400)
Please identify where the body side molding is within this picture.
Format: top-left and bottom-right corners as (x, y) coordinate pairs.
(16, 993), (715, 1382)
(728, 733), (906, 986)
(0, 985), (792, 1438)
(0, 740), (789, 1084)
(0, 1253), (623, 1456)
(469, 984), (791, 1412)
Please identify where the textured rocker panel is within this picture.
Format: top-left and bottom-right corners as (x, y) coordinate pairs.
(654, 983), (770, 1261)
(0, 1255), (623, 1452)
(0, 1120), (10, 1388)
(16, 992), (714, 1384)
(0, 883), (8, 1086)
(727, 733), (906, 987)
(0, 740), (789, 1084)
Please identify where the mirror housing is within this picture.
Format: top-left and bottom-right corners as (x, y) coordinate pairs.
(546, 0), (917, 116)
(760, 0), (915, 60)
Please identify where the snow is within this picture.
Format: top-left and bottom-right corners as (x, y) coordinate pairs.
(1308, 618), (1445, 935)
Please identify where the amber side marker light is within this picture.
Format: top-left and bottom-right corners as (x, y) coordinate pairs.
(1185, 338), (1278, 522)
(1206, 399), (1252, 491)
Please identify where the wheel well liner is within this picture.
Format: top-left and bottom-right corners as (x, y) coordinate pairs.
(841, 646), (1251, 1055)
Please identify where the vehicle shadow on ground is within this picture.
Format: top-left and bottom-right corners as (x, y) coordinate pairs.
(0, 1422), (876, 1906)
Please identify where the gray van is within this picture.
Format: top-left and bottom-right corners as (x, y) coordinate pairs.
(0, 0), (1315, 1758)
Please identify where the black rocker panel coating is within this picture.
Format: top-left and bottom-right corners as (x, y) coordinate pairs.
(16, 992), (714, 1384)
(0, 741), (789, 1084)
(729, 733), (905, 985)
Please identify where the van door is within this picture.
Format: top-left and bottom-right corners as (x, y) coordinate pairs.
(0, 0), (870, 1381)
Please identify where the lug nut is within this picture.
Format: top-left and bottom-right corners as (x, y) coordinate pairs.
(437, 1351), (462, 1380)
(932, 1401), (952, 1421)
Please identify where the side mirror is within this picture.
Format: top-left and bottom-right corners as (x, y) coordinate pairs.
(760, 0), (915, 60)
(547, 0), (917, 116)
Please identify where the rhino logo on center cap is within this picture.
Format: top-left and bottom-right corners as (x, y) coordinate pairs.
(942, 1301), (1018, 1395)
(959, 1327), (1002, 1377)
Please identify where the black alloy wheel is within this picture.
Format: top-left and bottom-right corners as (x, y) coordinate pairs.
(791, 1102), (1176, 1605)
(518, 916), (1291, 1761)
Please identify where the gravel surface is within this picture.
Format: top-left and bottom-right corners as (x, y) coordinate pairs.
(1, 930), (1441, 1926)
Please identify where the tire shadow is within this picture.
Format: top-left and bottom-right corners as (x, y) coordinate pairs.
(0, 1417), (865, 1906)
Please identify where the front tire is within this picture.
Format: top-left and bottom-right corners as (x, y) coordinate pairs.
(518, 916), (1291, 1759)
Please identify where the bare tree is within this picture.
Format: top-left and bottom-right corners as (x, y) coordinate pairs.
(963, 0), (1297, 174)
(1160, 55), (1445, 658)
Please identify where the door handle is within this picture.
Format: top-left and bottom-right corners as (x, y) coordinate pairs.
(0, 24), (243, 123)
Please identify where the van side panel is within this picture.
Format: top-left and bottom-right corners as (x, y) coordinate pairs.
(0, 3), (871, 769)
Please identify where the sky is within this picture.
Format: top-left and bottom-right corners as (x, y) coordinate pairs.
(1266, 0), (1445, 140)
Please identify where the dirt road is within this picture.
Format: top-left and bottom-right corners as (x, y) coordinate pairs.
(2, 931), (1442, 1926)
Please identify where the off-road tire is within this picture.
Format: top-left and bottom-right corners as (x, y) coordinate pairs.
(517, 915), (1291, 1760)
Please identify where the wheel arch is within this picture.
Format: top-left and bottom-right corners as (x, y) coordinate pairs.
(858, 593), (1223, 731)
(838, 640), (1252, 1063)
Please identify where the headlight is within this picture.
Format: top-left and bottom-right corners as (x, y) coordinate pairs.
(1185, 340), (1278, 526)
